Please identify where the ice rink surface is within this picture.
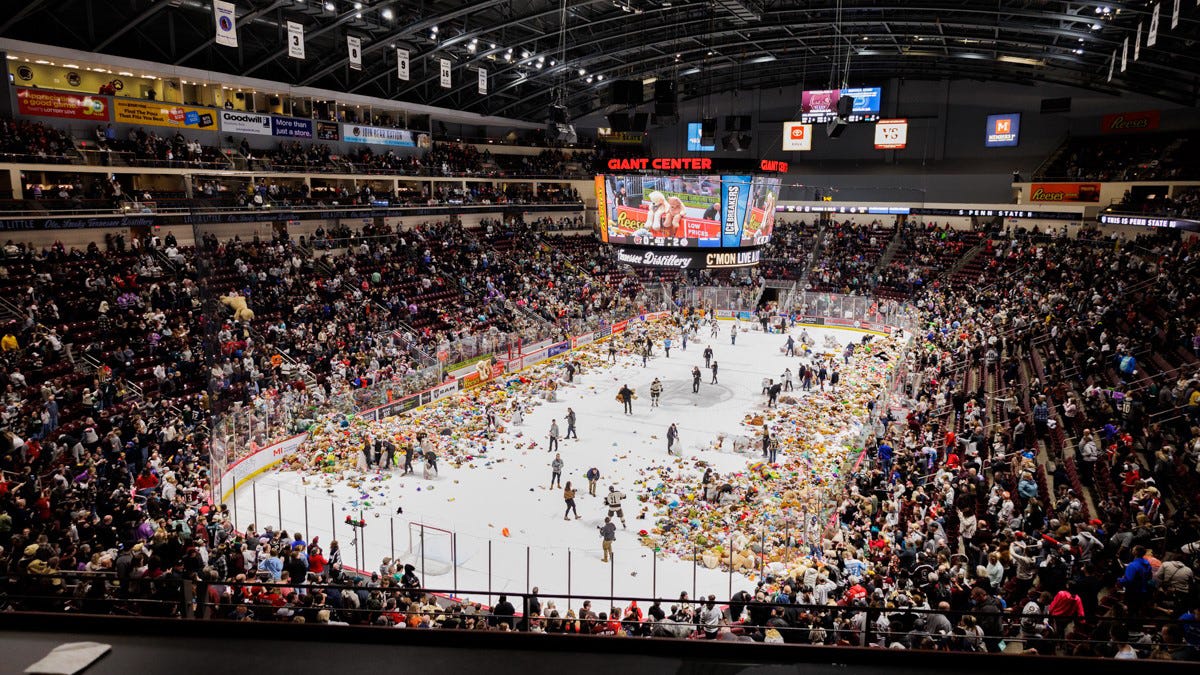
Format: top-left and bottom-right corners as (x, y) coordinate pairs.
(235, 321), (875, 605)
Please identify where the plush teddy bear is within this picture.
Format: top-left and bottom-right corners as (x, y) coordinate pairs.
(220, 293), (255, 322)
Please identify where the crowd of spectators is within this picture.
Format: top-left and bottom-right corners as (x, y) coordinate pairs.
(0, 119), (75, 163)
(2, 210), (1200, 660)
(806, 221), (895, 294)
(1114, 187), (1200, 219)
(875, 225), (985, 298)
(1039, 132), (1200, 182)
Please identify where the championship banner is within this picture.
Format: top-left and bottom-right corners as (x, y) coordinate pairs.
(1029, 182), (1101, 203)
(1121, 37), (1128, 72)
(1148, 3), (1160, 46)
(213, 0), (238, 48)
(874, 119), (908, 150)
(287, 21), (305, 60)
(478, 67), (488, 95)
(1172, 0), (1180, 29)
(1108, 52), (1115, 82)
(1101, 110), (1160, 133)
(397, 48), (410, 81)
(439, 58), (452, 89)
(114, 100), (214, 131)
(1135, 22), (1142, 60)
(219, 109), (271, 136)
(781, 122), (812, 151)
(17, 88), (108, 121)
(348, 36), (362, 70)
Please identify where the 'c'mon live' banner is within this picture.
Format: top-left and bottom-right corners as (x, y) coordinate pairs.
(17, 88), (110, 121)
(114, 99), (216, 131)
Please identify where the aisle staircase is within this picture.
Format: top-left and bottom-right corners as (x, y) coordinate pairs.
(797, 222), (829, 288)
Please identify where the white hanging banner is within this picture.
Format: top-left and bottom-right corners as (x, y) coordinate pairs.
(1135, 22), (1142, 60)
(397, 48), (410, 81)
(1108, 51), (1115, 82)
(1148, 4), (1160, 46)
(478, 68), (488, 95)
(287, 21), (305, 60)
(1172, 0), (1180, 29)
(213, 0), (238, 48)
(348, 36), (362, 70)
(439, 58), (452, 89)
(1120, 38), (1128, 71)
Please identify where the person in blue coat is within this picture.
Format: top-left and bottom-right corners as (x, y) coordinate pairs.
(1118, 545), (1155, 614)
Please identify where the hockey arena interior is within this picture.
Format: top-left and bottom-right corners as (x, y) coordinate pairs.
(1, 1), (1200, 673)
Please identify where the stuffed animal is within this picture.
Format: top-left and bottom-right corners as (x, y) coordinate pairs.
(220, 293), (255, 322)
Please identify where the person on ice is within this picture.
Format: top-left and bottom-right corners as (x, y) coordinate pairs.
(650, 378), (663, 406)
(605, 486), (627, 528)
(565, 407), (578, 439)
(586, 467), (601, 496)
(618, 384), (634, 415)
(550, 453), (563, 488)
(563, 482), (580, 520)
(599, 517), (617, 562)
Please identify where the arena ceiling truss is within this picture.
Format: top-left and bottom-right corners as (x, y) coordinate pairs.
(2, 0), (1198, 122)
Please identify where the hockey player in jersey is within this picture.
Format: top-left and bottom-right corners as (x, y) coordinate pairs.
(605, 486), (627, 528)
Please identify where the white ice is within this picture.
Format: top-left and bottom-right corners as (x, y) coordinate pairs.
(231, 321), (873, 609)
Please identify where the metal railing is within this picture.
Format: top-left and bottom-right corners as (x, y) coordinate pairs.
(1, 572), (1194, 659)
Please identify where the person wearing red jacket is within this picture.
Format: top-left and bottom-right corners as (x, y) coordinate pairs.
(1047, 583), (1085, 637)
(307, 542), (327, 578)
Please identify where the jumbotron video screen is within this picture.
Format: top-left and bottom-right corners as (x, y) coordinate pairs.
(596, 174), (782, 248)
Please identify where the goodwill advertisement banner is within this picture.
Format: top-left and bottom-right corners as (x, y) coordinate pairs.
(114, 100), (215, 131)
(219, 110), (272, 136)
(271, 117), (314, 138)
(342, 124), (416, 147)
(17, 88), (109, 121)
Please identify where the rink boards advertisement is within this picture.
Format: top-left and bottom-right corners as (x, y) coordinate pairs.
(219, 433), (308, 502)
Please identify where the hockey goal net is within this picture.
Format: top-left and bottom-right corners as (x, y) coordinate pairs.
(408, 522), (455, 577)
